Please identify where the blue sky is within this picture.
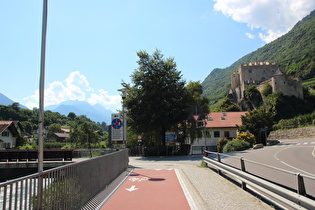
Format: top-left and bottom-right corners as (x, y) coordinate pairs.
(1, 0), (315, 112)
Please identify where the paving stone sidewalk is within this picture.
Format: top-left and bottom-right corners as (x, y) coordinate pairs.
(129, 156), (273, 210)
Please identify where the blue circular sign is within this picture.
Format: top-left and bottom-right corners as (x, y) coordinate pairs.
(111, 119), (122, 129)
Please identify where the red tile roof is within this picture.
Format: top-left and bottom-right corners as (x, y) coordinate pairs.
(205, 112), (247, 128)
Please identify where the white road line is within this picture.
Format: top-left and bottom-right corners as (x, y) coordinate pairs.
(175, 169), (198, 210)
(274, 147), (315, 177)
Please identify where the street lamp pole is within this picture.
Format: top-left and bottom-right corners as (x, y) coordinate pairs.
(38, 0), (48, 173)
(118, 88), (129, 147)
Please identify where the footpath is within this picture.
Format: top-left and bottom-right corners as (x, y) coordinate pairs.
(97, 155), (273, 210)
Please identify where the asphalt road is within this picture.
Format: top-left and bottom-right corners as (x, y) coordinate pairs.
(219, 138), (315, 197)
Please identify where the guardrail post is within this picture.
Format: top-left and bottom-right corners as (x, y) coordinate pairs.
(217, 153), (221, 163)
(240, 157), (246, 190)
(296, 173), (306, 196)
(217, 153), (222, 175)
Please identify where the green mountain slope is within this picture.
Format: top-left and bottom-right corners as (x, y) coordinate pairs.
(202, 10), (315, 106)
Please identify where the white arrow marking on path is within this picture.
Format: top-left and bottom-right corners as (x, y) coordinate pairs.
(126, 185), (138, 192)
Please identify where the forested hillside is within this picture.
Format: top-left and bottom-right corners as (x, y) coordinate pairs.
(202, 10), (315, 107)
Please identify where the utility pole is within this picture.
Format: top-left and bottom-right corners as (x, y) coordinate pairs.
(38, 0), (48, 173)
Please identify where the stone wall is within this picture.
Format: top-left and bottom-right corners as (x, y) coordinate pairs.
(268, 127), (315, 140)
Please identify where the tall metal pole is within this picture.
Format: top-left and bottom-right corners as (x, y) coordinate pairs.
(38, 0), (48, 173)
(118, 88), (129, 148)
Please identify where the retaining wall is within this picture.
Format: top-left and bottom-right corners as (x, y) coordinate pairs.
(268, 127), (315, 140)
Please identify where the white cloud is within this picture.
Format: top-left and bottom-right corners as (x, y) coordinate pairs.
(23, 71), (121, 111)
(88, 89), (122, 112)
(245, 32), (255, 39)
(213, 0), (315, 43)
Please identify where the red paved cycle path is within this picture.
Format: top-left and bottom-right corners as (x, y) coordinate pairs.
(101, 169), (191, 210)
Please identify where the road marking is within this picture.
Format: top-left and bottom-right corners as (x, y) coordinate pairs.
(175, 169), (198, 210)
(129, 177), (149, 182)
(126, 185), (138, 192)
(274, 146), (315, 177)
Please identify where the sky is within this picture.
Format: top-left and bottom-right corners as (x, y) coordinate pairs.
(1, 0), (315, 112)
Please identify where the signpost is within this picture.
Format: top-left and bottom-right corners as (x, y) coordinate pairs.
(111, 113), (124, 143)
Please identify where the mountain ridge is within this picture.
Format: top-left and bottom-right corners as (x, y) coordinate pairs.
(0, 93), (28, 109)
(45, 100), (113, 124)
(0, 93), (113, 124)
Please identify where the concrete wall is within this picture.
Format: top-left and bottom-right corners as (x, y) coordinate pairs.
(268, 127), (315, 140)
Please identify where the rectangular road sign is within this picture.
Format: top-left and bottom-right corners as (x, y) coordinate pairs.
(111, 113), (123, 141)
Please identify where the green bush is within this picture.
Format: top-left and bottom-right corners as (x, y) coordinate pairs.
(233, 132), (256, 147)
(18, 143), (38, 150)
(44, 142), (67, 149)
(222, 140), (250, 153)
(216, 138), (230, 153)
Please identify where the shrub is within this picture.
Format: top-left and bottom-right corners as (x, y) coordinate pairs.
(233, 132), (256, 147)
(222, 140), (250, 153)
(44, 142), (67, 149)
(18, 143), (38, 149)
(216, 138), (230, 153)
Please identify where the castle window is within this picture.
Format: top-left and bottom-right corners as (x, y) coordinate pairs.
(261, 77), (265, 81)
(272, 69), (275, 72)
(249, 70), (252, 73)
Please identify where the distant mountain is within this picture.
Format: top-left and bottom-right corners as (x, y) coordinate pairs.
(202, 10), (315, 107)
(0, 93), (28, 109)
(45, 100), (113, 124)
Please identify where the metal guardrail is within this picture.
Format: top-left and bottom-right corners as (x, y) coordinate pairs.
(203, 150), (315, 209)
(0, 149), (129, 210)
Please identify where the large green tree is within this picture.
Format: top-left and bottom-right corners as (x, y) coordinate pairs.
(123, 50), (190, 146)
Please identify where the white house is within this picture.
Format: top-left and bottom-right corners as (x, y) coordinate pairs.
(0, 121), (21, 149)
(187, 112), (247, 154)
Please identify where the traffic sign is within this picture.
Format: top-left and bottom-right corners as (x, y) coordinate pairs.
(112, 118), (123, 129)
(111, 113), (124, 141)
(192, 114), (201, 122)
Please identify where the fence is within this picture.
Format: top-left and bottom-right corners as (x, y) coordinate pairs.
(0, 149), (129, 210)
(203, 150), (315, 209)
(0, 149), (73, 163)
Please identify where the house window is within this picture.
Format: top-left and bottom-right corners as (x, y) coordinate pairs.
(214, 131), (220, 138)
(3, 142), (11, 149)
(224, 131), (230, 138)
(2, 131), (9, 137)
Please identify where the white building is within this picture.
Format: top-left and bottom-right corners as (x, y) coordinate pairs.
(0, 121), (21, 149)
(187, 112), (247, 154)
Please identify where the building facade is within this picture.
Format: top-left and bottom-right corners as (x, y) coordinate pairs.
(187, 112), (247, 154)
(0, 121), (21, 149)
(230, 62), (303, 108)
